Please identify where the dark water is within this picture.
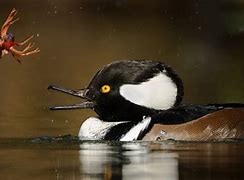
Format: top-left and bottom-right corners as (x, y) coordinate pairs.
(0, 136), (243, 180)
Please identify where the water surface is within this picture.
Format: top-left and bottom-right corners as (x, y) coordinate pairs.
(0, 137), (243, 179)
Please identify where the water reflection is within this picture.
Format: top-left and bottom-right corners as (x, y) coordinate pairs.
(79, 142), (179, 180)
(0, 138), (243, 179)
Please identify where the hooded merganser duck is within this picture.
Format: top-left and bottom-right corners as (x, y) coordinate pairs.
(48, 60), (244, 141)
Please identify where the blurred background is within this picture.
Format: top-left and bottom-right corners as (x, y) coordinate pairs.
(0, 0), (243, 138)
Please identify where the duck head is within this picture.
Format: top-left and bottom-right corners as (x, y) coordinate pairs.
(48, 60), (184, 122)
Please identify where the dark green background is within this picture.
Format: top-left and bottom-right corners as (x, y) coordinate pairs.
(0, 0), (243, 137)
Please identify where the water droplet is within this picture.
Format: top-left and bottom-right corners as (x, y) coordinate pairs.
(160, 130), (167, 136)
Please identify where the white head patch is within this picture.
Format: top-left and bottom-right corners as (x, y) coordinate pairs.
(78, 117), (128, 140)
(119, 73), (177, 110)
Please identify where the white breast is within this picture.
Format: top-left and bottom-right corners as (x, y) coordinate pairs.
(78, 117), (128, 140)
(120, 116), (151, 141)
(120, 73), (177, 110)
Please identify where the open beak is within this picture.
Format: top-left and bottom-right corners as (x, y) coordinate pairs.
(48, 84), (95, 110)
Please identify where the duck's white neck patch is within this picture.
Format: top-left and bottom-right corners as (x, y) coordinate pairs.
(119, 73), (177, 110)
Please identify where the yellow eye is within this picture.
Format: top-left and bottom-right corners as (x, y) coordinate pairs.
(100, 85), (111, 93)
